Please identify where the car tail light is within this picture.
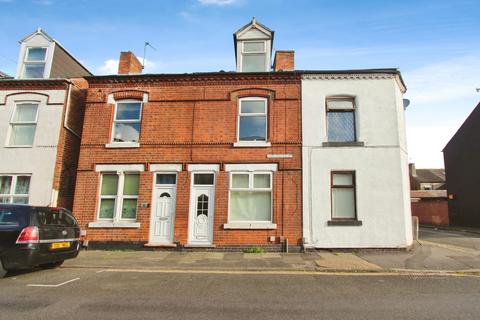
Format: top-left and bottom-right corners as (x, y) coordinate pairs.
(16, 226), (39, 244)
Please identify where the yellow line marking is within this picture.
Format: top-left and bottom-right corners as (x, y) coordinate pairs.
(100, 268), (480, 278)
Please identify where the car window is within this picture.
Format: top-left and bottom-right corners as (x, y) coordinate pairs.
(36, 208), (77, 227)
(0, 208), (26, 227)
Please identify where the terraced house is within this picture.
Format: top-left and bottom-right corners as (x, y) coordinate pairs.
(73, 19), (303, 250)
(0, 29), (90, 210)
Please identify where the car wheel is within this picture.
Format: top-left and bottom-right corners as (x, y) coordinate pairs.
(41, 260), (64, 269)
(0, 259), (7, 278)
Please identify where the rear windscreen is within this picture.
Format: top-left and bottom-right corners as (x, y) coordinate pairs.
(36, 208), (77, 227)
(0, 208), (26, 227)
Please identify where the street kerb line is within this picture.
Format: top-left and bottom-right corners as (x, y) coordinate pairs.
(27, 277), (80, 288)
(99, 268), (480, 278)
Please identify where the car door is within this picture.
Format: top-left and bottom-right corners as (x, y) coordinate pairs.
(0, 206), (29, 255)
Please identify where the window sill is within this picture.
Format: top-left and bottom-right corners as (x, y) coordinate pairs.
(88, 221), (141, 229)
(4, 145), (33, 148)
(105, 142), (140, 149)
(327, 220), (363, 226)
(233, 141), (271, 148)
(223, 223), (277, 230)
(322, 141), (365, 147)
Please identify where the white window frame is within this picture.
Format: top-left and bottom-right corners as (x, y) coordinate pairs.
(0, 174), (31, 204)
(240, 40), (267, 72)
(6, 102), (39, 147)
(325, 97), (357, 143)
(110, 99), (143, 144)
(236, 97), (268, 145)
(228, 171), (273, 223)
(96, 171), (140, 222)
(22, 47), (48, 79)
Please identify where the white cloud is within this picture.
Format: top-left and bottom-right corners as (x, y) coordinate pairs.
(403, 55), (480, 104)
(197, 0), (239, 6)
(98, 59), (119, 75)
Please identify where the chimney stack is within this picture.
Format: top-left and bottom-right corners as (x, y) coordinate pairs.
(273, 51), (295, 72)
(118, 51), (143, 75)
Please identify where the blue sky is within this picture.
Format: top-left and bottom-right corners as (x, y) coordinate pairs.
(0, 0), (479, 168)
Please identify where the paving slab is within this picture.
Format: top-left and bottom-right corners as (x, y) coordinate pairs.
(315, 252), (382, 271)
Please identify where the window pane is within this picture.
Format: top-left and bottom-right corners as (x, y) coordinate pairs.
(9, 125), (36, 145)
(26, 48), (47, 61)
(254, 174), (270, 188)
(230, 191), (271, 221)
(327, 99), (354, 110)
(332, 173), (353, 186)
(244, 42), (264, 52)
(23, 64), (45, 78)
(239, 116), (266, 141)
(116, 103), (141, 120)
(13, 104), (38, 122)
(121, 199), (137, 219)
(99, 199), (115, 219)
(113, 123), (140, 142)
(0, 197), (10, 204)
(232, 174), (249, 188)
(327, 111), (355, 142)
(0, 176), (12, 194)
(12, 197), (28, 204)
(241, 100), (265, 114)
(242, 54), (266, 72)
(101, 174), (118, 195)
(123, 174), (139, 196)
(332, 188), (355, 219)
(156, 174), (176, 185)
(14, 176), (30, 195)
(193, 174), (214, 185)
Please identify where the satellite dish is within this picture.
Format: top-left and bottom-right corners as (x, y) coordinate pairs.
(403, 99), (410, 109)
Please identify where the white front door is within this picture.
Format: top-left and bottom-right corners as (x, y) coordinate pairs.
(188, 173), (215, 245)
(149, 174), (177, 244)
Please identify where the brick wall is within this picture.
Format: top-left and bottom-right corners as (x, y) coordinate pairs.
(53, 78), (88, 210)
(411, 200), (449, 226)
(73, 73), (303, 247)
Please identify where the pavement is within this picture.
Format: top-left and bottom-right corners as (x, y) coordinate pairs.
(2, 227), (480, 319)
(58, 227), (480, 275)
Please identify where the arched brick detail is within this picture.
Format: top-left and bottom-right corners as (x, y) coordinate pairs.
(229, 88), (276, 101)
(112, 90), (148, 101)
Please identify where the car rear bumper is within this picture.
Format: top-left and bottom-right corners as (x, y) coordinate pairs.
(1, 241), (80, 270)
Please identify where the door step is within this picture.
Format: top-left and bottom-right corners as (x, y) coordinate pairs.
(144, 243), (177, 248)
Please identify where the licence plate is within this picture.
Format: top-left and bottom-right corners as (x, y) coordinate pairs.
(50, 242), (71, 249)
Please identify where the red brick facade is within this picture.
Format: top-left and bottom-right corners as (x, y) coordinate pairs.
(73, 72), (303, 249)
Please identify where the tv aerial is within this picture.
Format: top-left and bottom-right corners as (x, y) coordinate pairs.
(142, 42), (157, 70)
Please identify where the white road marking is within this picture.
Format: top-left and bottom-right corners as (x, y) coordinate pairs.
(27, 277), (80, 288)
(96, 270), (106, 273)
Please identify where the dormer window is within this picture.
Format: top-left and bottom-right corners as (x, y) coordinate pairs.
(234, 18), (273, 73)
(241, 41), (267, 72)
(22, 47), (47, 79)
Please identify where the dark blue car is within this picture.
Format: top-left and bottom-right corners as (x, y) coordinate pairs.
(0, 204), (81, 277)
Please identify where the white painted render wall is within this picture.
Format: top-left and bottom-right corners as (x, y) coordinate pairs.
(0, 90), (65, 206)
(302, 75), (412, 248)
(15, 32), (55, 79)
